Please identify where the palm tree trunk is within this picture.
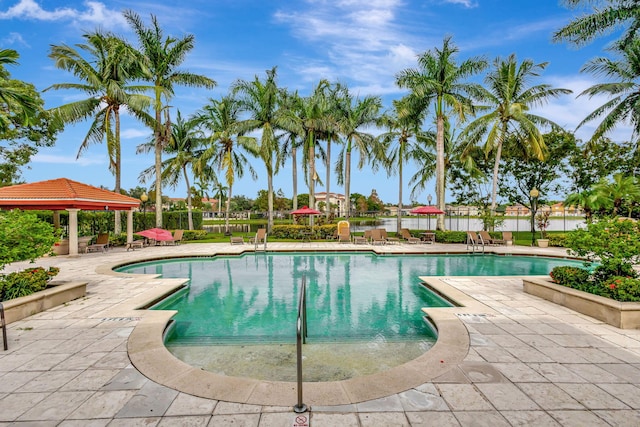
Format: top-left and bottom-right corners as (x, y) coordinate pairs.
(292, 146), (298, 211)
(326, 139), (331, 219)
(267, 172), (274, 233)
(436, 115), (446, 231)
(308, 134), (316, 226)
(225, 185), (232, 235)
(183, 166), (193, 231)
(114, 108), (122, 235)
(345, 138), (352, 220)
(490, 139), (504, 220)
(154, 92), (163, 228)
(397, 157), (403, 234)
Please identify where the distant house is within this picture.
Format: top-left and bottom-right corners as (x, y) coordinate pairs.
(446, 205), (481, 216)
(505, 204), (530, 216)
(314, 192), (347, 216)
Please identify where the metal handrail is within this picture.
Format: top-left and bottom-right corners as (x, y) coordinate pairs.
(0, 303), (7, 350)
(293, 276), (307, 413)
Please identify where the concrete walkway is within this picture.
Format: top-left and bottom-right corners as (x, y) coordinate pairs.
(0, 242), (639, 426)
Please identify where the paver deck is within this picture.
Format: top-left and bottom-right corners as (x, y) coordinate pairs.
(1, 241), (639, 426)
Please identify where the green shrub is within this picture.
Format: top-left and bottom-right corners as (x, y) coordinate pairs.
(434, 231), (467, 243)
(550, 266), (591, 288)
(182, 230), (208, 241)
(271, 224), (337, 239)
(0, 266), (60, 301)
(601, 276), (640, 302)
(548, 234), (567, 247)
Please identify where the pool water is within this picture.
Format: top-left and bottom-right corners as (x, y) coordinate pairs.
(117, 252), (584, 381)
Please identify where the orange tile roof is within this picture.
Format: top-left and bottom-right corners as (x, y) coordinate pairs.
(0, 178), (141, 211)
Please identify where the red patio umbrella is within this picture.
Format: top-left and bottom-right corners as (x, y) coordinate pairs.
(136, 227), (174, 241)
(291, 205), (321, 215)
(410, 205), (445, 230)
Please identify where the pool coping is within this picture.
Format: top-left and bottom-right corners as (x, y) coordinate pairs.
(106, 249), (561, 407)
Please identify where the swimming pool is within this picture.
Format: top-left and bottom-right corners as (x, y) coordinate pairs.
(118, 252), (584, 381)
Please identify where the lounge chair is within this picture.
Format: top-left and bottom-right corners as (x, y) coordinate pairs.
(370, 229), (386, 245)
(466, 231), (485, 252)
(380, 229), (399, 244)
(86, 233), (110, 253)
(338, 230), (351, 243)
(502, 231), (513, 245)
(230, 236), (245, 245)
(169, 229), (184, 245)
(400, 228), (420, 244)
(353, 234), (368, 244)
(479, 230), (504, 246)
(126, 240), (145, 251)
(250, 228), (267, 246)
(363, 229), (372, 243)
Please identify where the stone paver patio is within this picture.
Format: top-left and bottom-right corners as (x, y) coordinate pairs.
(1, 241), (640, 426)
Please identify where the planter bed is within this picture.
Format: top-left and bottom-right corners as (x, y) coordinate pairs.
(523, 277), (640, 329)
(1, 281), (87, 324)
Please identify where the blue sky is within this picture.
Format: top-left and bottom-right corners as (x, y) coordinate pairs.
(0, 0), (629, 205)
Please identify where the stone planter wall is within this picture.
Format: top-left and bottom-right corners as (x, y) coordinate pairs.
(1, 281), (87, 324)
(523, 277), (640, 329)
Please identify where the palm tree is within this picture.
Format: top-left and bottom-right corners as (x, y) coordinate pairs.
(576, 40), (640, 146)
(124, 10), (216, 228)
(553, 0), (640, 48)
(232, 67), (284, 233)
(278, 89), (305, 212)
(47, 31), (151, 233)
(156, 111), (203, 230)
(194, 95), (258, 235)
(0, 49), (39, 132)
(592, 173), (640, 217)
(461, 54), (572, 216)
(396, 36), (487, 230)
(377, 97), (433, 233)
(335, 90), (381, 220)
(565, 189), (598, 222)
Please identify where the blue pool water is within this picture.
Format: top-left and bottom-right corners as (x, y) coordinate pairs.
(118, 252), (586, 380)
(117, 252), (583, 347)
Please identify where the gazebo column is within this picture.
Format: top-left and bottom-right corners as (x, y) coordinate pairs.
(53, 211), (60, 229)
(127, 209), (134, 243)
(66, 208), (80, 256)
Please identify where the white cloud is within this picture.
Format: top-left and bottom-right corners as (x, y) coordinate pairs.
(0, 0), (126, 28)
(2, 31), (29, 47)
(31, 153), (105, 166)
(121, 128), (151, 140)
(442, 0), (478, 8)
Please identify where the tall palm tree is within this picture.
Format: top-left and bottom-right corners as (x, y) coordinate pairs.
(461, 54), (572, 216)
(157, 111), (203, 230)
(232, 67), (284, 233)
(278, 89), (305, 212)
(377, 97), (433, 233)
(335, 90), (381, 220)
(553, 0), (640, 48)
(396, 36), (487, 230)
(576, 40), (640, 145)
(194, 95), (258, 235)
(47, 31), (151, 233)
(124, 10), (216, 228)
(565, 189), (599, 222)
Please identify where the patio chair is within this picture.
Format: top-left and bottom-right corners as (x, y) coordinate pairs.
(502, 231), (513, 245)
(230, 236), (245, 245)
(380, 229), (399, 244)
(352, 234), (368, 244)
(338, 230), (352, 243)
(400, 228), (420, 244)
(250, 228), (267, 245)
(164, 229), (184, 246)
(86, 232), (110, 253)
(370, 229), (386, 245)
(479, 230), (504, 246)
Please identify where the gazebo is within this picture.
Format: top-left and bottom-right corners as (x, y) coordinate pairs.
(0, 178), (141, 256)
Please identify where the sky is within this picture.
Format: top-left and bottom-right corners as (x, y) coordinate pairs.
(0, 0), (630, 205)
